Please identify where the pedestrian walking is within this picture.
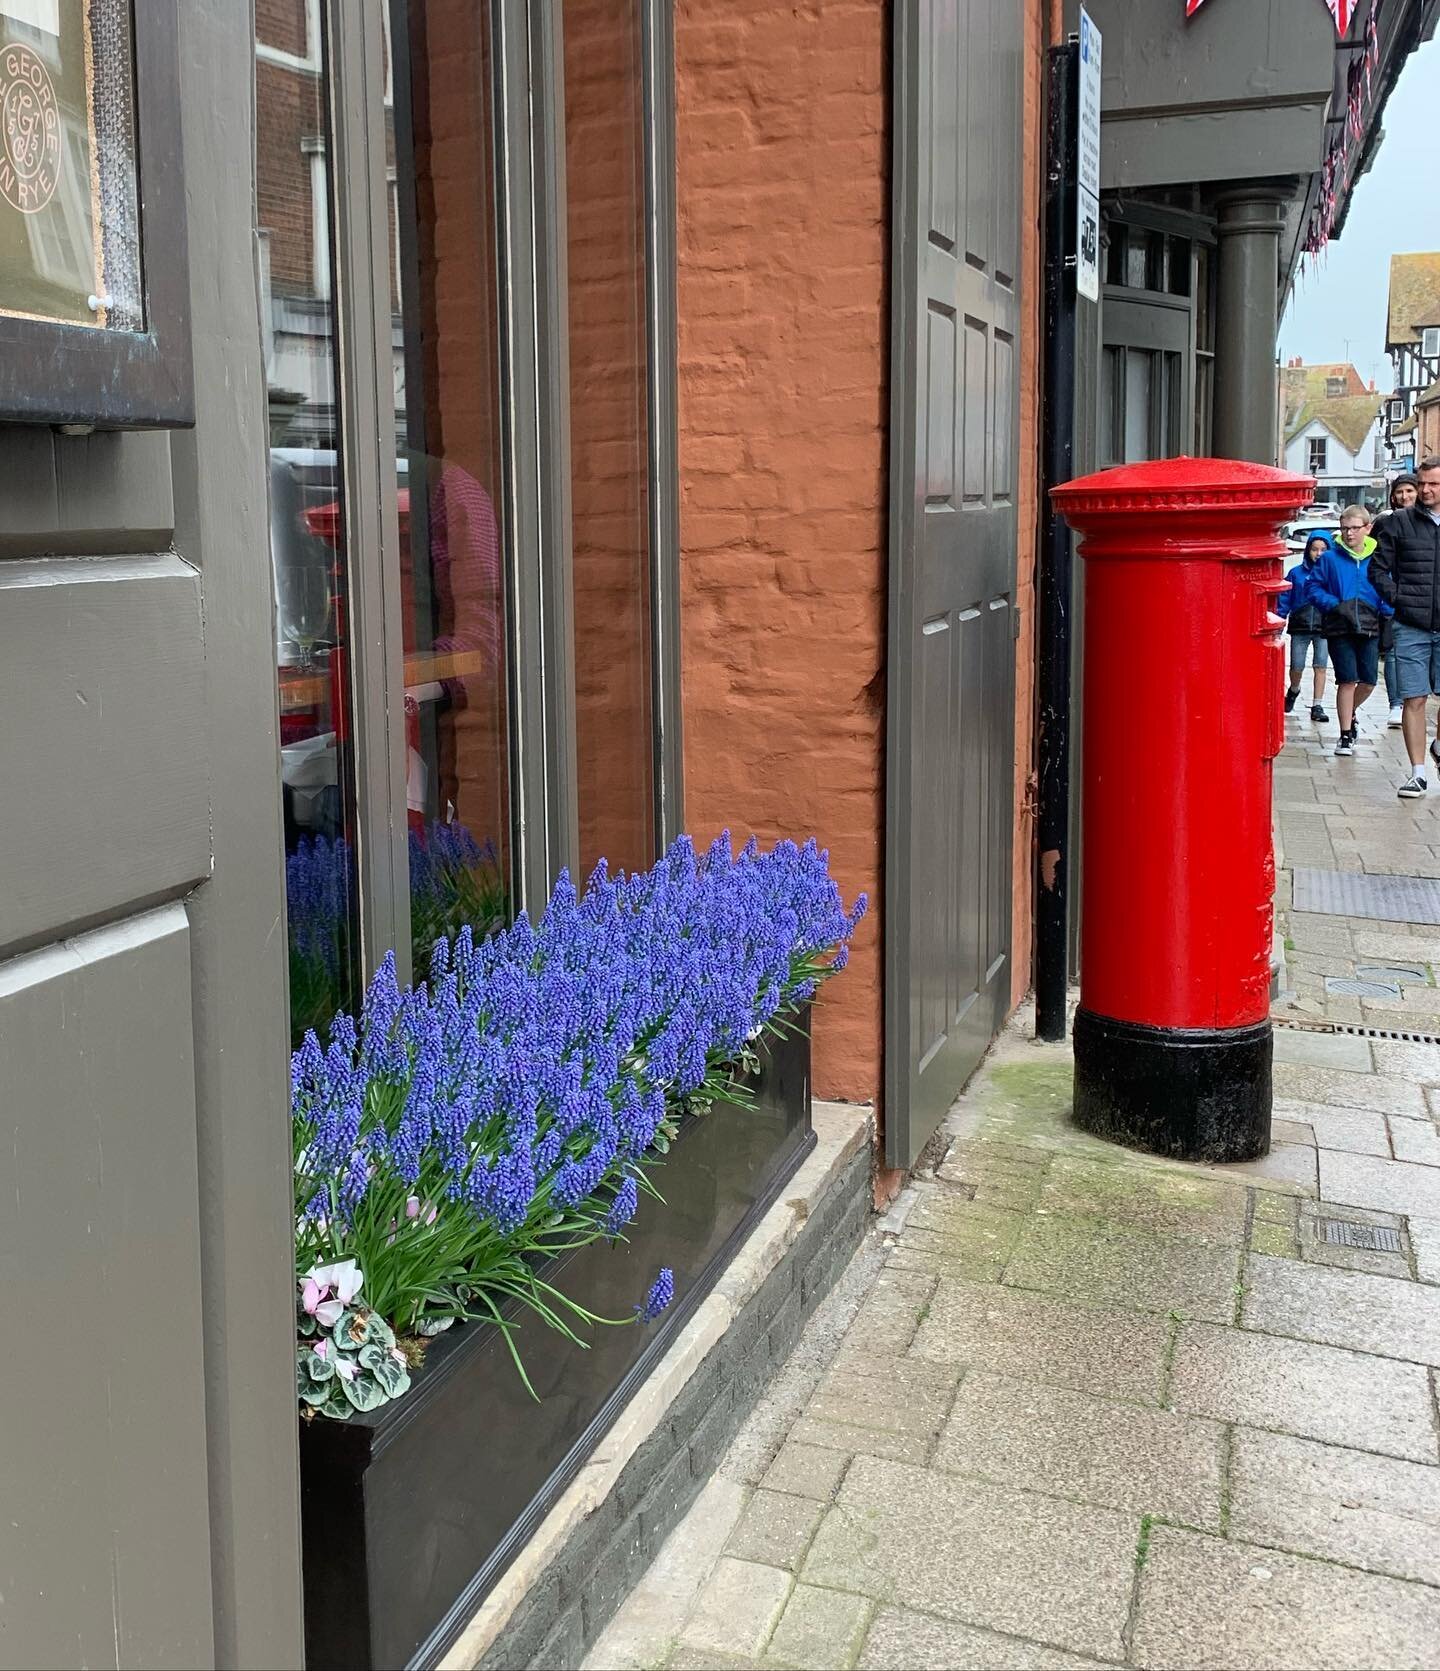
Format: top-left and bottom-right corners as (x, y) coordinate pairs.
(1381, 473), (1419, 727)
(1371, 456), (1440, 799)
(1279, 531), (1332, 723)
(1310, 505), (1391, 757)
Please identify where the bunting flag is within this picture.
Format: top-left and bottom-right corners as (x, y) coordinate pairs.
(1188, 0), (1356, 30)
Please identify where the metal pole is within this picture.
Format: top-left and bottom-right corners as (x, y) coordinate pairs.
(1036, 40), (1079, 1043)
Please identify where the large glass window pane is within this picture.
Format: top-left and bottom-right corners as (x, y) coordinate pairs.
(564, 0), (657, 877)
(390, 0), (511, 958)
(258, 7), (361, 1044)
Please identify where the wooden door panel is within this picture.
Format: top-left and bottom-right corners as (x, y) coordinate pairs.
(0, 906), (215, 1669)
(887, 0), (1023, 1166)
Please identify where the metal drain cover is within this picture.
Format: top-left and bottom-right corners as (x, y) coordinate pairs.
(1292, 869), (1440, 926)
(1325, 976), (1401, 999)
(1319, 1219), (1402, 1253)
(1355, 964), (1429, 985)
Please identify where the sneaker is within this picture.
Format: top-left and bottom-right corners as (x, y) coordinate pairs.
(1311, 705), (1329, 723)
(1431, 737), (1440, 769)
(1399, 774), (1428, 799)
(1335, 732), (1354, 756)
(1284, 688), (1299, 714)
(1390, 706), (1404, 728)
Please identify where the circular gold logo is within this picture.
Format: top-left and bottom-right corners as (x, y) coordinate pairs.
(0, 43), (61, 215)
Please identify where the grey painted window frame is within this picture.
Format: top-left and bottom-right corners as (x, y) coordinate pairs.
(319, 0), (681, 986)
(0, 0), (194, 428)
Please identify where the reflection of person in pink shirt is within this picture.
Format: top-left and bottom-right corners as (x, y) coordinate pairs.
(406, 459), (505, 832)
(425, 461), (503, 675)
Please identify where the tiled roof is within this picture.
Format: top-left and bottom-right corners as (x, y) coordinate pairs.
(1286, 390), (1384, 456)
(1416, 377), (1440, 410)
(1280, 362), (1369, 430)
(1386, 253), (1440, 348)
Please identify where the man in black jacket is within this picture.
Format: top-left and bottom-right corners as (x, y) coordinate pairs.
(1371, 457), (1440, 799)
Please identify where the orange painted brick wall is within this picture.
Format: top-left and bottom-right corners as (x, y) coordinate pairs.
(675, 0), (1045, 1111)
(674, 0), (888, 1105)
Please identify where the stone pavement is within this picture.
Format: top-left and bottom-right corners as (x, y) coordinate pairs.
(584, 702), (1440, 1671)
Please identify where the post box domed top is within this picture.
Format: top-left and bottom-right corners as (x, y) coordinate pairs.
(1051, 456), (1313, 529)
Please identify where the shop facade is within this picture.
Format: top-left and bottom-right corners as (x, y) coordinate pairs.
(2, 1), (1042, 1667)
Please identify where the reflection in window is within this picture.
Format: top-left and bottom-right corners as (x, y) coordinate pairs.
(390, 0), (511, 956)
(565, 0), (657, 877)
(257, 7), (360, 1042)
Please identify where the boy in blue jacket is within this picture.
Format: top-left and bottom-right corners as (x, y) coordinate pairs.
(1310, 506), (1393, 756)
(1278, 531), (1332, 724)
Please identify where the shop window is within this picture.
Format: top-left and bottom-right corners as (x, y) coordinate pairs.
(1309, 436), (1328, 474)
(389, 0), (512, 956)
(564, 0), (656, 876)
(257, 7), (360, 1041)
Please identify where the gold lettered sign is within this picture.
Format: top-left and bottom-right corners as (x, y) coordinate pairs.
(0, 0), (141, 330)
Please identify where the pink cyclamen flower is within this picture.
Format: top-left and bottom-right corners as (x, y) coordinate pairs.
(313, 1339), (330, 1361)
(307, 1259), (363, 1309)
(333, 1357), (356, 1382)
(301, 1278), (344, 1330)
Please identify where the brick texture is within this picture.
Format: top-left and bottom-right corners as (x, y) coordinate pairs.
(674, 0), (889, 1107)
(675, 0), (1046, 1111)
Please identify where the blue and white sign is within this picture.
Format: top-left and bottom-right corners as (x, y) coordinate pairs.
(1077, 7), (1102, 302)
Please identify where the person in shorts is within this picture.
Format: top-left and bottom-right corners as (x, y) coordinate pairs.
(1309, 506), (1391, 757)
(1381, 475), (1419, 726)
(1279, 531), (1331, 723)
(1372, 456), (1440, 798)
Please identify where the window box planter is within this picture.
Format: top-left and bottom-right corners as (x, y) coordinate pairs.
(299, 1013), (812, 1670)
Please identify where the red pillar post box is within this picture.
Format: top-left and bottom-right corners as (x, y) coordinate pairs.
(1050, 457), (1313, 1162)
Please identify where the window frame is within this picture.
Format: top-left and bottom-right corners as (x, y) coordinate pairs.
(1308, 435), (1329, 475)
(317, 0), (681, 982)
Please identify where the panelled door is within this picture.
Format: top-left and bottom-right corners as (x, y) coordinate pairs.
(886, 0), (1024, 1167)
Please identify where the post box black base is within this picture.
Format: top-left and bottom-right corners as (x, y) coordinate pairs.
(1072, 1008), (1272, 1163)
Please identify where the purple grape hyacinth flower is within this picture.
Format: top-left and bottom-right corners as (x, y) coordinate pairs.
(638, 1267), (674, 1323)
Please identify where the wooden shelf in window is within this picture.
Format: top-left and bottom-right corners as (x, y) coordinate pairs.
(277, 647), (490, 713)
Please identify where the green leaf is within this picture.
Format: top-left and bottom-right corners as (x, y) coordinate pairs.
(342, 1372), (388, 1413)
(304, 1350), (336, 1384)
(373, 1353), (410, 1399)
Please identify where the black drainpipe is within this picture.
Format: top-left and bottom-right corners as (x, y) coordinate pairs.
(1036, 38), (1079, 1043)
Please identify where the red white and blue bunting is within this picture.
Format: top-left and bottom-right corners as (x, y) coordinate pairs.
(1187, 0), (1354, 29)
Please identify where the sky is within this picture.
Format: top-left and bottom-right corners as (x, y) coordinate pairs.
(1277, 33), (1440, 395)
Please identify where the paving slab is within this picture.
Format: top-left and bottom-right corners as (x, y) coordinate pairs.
(1273, 1100), (1392, 1156)
(807, 1361), (956, 1442)
(1035, 1155), (1250, 1245)
(1212, 1139), (1318, 1196)
(1320, 1148), (1440, 1220)
(1131, 1525), (1440, 1671)
(1273, 1028), (1375, 1072)
(857, 1608), (1119, 1671)
(909, 1278), (1171, 1404)
(1229, 1428), (1440, 1588)
(679, 1558), (792, 1660)
(762, 1584), (869, 1670)
(725, 1490), (824, 1573)
(1000, 1211), (1241, 1322)
(1243, 1251), (1440, 1365)
(799, 1456), (1137, 1665)
(1168, 1322), (1437, 1462)
(1273, 1061), (1429, 1117)
(934, 1370), (1225, 1528)
(1374, 1039), (1440, 1085)
(759, 1440), (850, 1504)
(1389, 1115), (1440, 1168)
(1409, 1217), (1440, 1285)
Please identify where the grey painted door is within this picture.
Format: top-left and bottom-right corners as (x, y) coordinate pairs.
(0, 7), (303, 1668)
(886, 0), (1024, 1168)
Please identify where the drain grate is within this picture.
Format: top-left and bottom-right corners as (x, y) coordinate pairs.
(1275, 1017), (1440, 1046)
(1292, 868), (1440, 926)
(1319, 1219), (1402, 1253)
(1355, 964), (1429, 986)
(1324, 977), (1401, 1000)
